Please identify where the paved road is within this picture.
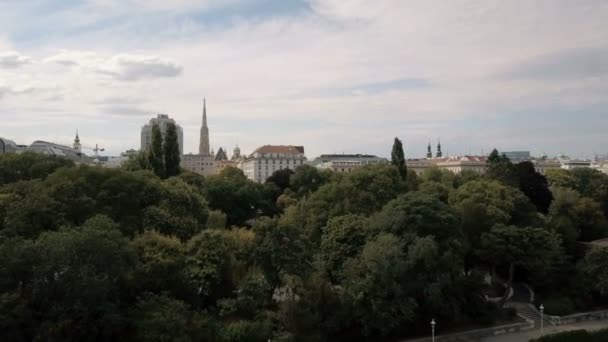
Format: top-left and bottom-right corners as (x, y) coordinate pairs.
(480, 320), (608, 342)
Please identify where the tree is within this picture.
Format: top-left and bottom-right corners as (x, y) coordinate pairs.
(131, 292), (205, 342)
(340, 233), (416, 336)
(449, 179), (537, 228)
(26, 216), (136, 340)
(545, 169), (577, 189)
(123, 151), (150, 171)
(320, 214), (368, 281)
(203, 167), (266, 226)
(0, 152), (75, 186)
(486, 149), (518, 186)
(185, 230), (234, 304)
(478, 225), (562, 304)
(371, 192), (460, 244)
(163, 122), (181, 178)
(289, 164), (332, 197)
(252, 217), (311, 288)
(548, 187), (608, 246)
(131, 231), (187, 297)
(143, 178), (209, 241)
(148, 123), (165, 178)
(517, 161), (553, 214)
(266, 168), (294, 192)
(391, 137), (407, 181)
(579, 248), (608, 297)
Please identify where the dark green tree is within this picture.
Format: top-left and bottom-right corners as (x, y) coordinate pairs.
(478, 225), (562, 304)
(148, 123), (165, 178)
(131, 292), (205, 342)
(579, 247), (608, 297)
(163, 122), (181, 178)
(517, 161), (553, 214)
(340, 233), (416, 336)
(252, 217), (312, 288)
(320, 214), (369, 281)
(290, 164), (332, 197)
(0, 152), (74, 186)
(266, 168), (294, 192)
(486, 149), (518, 186)
(391, 137), (407, 180)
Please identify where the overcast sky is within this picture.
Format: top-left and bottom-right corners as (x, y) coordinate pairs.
(1, 0), (607, 158)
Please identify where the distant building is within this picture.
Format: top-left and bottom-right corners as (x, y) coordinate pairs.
(180, 101), (218, 176)
(531, 158), (561, 175)
(0, 137), (19, 154)
(313, 154), (388, 173)
(100, 149), (141, 168)
(141, 114), (184, 155)
(593, 161), (608, 175)
(181, 153), (216, 176)
(437, 155), (488, 174)
(27, 138), (93, 164)
(240, 145), (306, 183)
(503, 151), (531, 163)
(232, 146), (242, 161)
(559, 157), (592, 170)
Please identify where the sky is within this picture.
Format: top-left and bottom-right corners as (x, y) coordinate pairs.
(1, 0), (607, 159)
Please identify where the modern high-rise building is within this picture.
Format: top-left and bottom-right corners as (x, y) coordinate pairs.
(502, 151), (531, 163)
(140, 114), (184, 155)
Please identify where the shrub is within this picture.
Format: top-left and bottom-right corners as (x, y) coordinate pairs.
(542, 296), (575, 316)
(531, 328), (608, 342)
(219, 320), (273, 342)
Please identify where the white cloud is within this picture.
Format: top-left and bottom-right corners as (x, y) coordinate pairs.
(45, 51), (183, 81)
(0, 51), (32, 68)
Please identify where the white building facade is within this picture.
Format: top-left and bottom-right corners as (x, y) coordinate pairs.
(140, 114), (184, 155)
(240, 145), (306, 183)
(313, 154), (388, 173)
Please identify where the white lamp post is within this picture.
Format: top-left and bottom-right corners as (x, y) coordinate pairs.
(431, 318), (436, 342)
(539, 304), (544, 336)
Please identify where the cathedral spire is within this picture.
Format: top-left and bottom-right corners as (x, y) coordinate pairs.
(199, 99), (210, 155)
(436, 138), (443, 158)
(426, 140), (432, 159)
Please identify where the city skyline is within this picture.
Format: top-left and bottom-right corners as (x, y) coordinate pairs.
(1, 1), (608, 158)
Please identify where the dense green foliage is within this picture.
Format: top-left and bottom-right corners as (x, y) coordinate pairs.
(164, 123), (181, 178)
(148, 123), (165, 178)
(1, 150), (607, 341)
(391, 137), (407, 181)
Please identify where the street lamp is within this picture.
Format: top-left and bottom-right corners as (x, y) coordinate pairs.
(431, 318), (436, 342)
(539, 304), (544, 336)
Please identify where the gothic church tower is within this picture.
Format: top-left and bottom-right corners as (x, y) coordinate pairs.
(199, 99), (210, 156)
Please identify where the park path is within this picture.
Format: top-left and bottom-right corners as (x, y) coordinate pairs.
(480, 319), (608, 342)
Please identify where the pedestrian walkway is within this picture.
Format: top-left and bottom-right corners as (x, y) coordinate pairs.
(480, 319), (608, 342)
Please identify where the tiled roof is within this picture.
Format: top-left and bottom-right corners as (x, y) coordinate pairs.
(253, 145), (305, 155)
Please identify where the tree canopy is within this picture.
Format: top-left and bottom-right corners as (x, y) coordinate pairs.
(1, 149), (607, 341)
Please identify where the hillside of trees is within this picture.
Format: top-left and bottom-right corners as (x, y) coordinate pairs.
(1, 141), (608, 341)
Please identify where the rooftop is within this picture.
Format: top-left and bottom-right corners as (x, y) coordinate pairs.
(253, 145), (305, 155)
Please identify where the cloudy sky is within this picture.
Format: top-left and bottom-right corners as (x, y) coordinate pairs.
(1, 0), (607, 158)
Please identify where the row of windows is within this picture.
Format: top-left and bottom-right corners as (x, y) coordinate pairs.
(258, 159), (302, 165)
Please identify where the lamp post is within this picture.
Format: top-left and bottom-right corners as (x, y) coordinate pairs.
(431, 318), (436, 342)
(539, 304), (544, 336)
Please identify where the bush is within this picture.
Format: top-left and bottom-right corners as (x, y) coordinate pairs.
(542, 296), (575, 316)
(219, 320), (273, 342)
(530, 328), (608, 342)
